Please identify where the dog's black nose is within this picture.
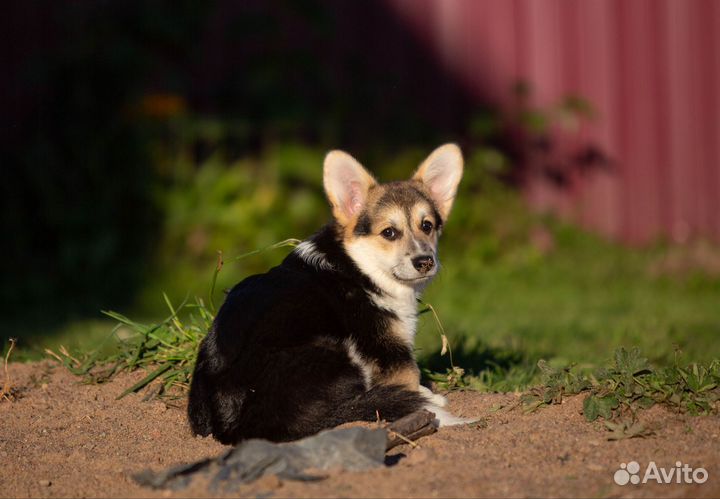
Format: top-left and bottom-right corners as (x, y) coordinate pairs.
(412, 255), (435, 273)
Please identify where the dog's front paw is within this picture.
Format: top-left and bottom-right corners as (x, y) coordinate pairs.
(418, 386), (480, 427)
(419, 385), (448, 407)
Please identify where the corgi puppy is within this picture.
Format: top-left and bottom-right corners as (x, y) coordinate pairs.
(188, 144), (466, 444)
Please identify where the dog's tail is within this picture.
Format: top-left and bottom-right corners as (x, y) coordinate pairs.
(331, 384), (426, 424)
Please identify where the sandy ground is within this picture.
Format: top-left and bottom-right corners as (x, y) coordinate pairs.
(1, 361), (718, 498)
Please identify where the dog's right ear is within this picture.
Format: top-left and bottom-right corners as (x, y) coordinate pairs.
(324, 150), (377, 226)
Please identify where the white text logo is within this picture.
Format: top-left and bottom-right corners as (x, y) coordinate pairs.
(614, 461), (708, 486)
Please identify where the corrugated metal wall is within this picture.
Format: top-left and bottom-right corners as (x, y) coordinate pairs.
(387, 0), (720, 244)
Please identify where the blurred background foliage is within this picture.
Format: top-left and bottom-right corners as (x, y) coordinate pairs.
(3, 0), (719, 373)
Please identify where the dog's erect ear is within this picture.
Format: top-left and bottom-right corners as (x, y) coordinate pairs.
(324, 150), (377, 225)
(412, 143), (464, 221)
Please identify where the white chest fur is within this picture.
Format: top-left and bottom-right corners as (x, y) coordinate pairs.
(367, 287), (419, 347)
(344, 238), (422, 347)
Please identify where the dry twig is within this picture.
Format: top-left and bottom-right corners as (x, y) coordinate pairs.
(1, 338), (17, 402)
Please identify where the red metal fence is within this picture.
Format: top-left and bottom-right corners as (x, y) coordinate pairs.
(387, 0), (720, 244)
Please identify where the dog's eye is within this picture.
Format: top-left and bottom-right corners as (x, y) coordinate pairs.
(421, 220), (434, 234)
(381, 227), (399, 241)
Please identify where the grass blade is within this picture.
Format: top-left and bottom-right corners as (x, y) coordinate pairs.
(116, 363), (173, 400)
(234, 238), (301, 260)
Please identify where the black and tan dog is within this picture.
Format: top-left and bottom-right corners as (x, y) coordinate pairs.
(188, 144), (468, 444)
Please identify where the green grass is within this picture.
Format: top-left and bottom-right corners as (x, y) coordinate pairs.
(10, 150), (720, 399)
(418, 224), (720, 370)
(39, 225), (720, 402)
(41, 283), (720, 432)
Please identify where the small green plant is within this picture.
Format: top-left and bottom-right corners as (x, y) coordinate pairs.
(519, 359), (591, 412)
(48, 294), (213, 399)
(521, 347), (720, 425)
(418, 298), (466, 390)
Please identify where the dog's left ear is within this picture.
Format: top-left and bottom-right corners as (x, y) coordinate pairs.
(324, 150), (377, 226)
(413, 143), (464, 221)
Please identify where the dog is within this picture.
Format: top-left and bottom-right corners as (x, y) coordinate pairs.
(188, 144), (467, 444)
